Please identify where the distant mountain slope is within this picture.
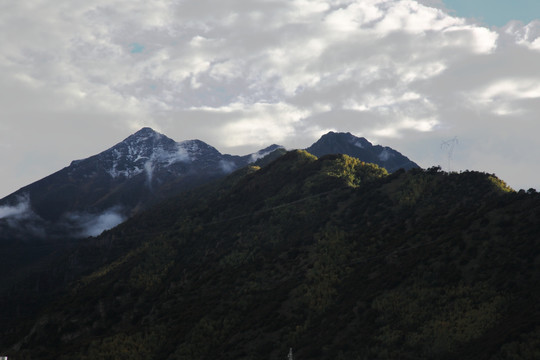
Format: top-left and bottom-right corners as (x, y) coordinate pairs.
(0, 128), (284, 239)
(0, 128), (420, 240)
(306, 131), (419, 172)
(3, 151), (540, 360)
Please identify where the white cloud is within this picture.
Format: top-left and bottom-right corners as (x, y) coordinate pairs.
(470, 79), (540, 116)
(194, 102), (311, 147)
(374, 116), (439, 137)
(64, 208), (126, 238)
(219, 160), (237, 173)
(441, 25), (498, 54)
(504, 20), (540, 51)
(0, 194), (48, 238)
(1, 0), (540, 195)
(0, 194), (33, 219)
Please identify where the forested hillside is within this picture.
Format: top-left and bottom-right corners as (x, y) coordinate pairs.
(3, 151), (540, 359)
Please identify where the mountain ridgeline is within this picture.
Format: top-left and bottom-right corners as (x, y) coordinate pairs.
(0, 128), (284, 240)
(1, 149), (539, 359)
(0, 129), (415, 241)
(306, 131), (418, 172)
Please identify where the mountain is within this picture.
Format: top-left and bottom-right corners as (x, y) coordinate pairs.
(0, 129), (418, 302)
(0, 129), (419, 240)
(2, 151), (539, 359)
(0, 128), (284, 239)
(306, 131), (419, 172)
(0, 128), (286, 305)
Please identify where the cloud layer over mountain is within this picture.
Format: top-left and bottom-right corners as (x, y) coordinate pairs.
(1, 0), (540, 194)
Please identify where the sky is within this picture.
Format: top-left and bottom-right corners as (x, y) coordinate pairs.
(442, 0), (540, 27)
(1, 0), (540, 198)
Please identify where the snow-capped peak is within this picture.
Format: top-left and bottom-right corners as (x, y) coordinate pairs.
(103, 128), (184, 179)
(96, 128), (231, 180)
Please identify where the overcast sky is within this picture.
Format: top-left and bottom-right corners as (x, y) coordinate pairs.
(1, 0), (540, 197)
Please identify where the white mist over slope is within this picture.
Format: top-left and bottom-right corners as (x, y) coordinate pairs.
(65, 208), (126, 238)
(0, 195), (47, 238)
(0, 194), (33, 220)
(0, 194), (126, 239)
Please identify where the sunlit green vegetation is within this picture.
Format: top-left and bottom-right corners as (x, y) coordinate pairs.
(3, 151), (540, 360)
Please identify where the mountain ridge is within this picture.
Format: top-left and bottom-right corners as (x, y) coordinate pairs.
(306, 131), (419, 172)
(0, 128), (285, 239)
(0, 128), (418, 240)
(2, 151), (539, 359)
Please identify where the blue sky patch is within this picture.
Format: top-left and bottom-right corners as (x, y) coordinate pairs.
(443, 0), (540, 26)
(129, 42), (145, 54)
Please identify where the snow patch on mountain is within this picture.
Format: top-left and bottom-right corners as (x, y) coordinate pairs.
(177, 140), (220, 161)
(107, 140), (192, 179)
(107, 165), (144, 179)
(179, 140), (200, 154)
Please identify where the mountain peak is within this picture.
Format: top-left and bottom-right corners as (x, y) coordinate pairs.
(248, 144), (285, 163)
(317, 131), (372, 149)
(306, 131), (418, 172)
(134, 127), (159, 136)
(124, 127), (166, 142)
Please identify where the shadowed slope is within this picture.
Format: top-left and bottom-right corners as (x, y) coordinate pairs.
(3, 153), (539, 360)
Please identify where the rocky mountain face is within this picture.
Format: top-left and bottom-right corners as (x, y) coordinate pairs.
(0, 129), (419, 315)
(0, 129), (418, 241)
(306, 131), (419, 172)
(0, 128), (284, 240)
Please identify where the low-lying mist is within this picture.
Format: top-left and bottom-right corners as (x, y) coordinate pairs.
(0, 194), (127, 240)
(64, 208), (126, 238)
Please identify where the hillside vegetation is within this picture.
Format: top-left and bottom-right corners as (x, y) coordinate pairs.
(3, 151), (540, 359)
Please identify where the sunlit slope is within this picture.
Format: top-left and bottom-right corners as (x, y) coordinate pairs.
(5, 152), (540, 360)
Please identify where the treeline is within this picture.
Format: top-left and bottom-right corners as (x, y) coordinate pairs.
(3, 151), (540, 359)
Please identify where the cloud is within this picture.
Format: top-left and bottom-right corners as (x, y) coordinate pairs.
(505, 20), (540, 51)
(1, 0), (540, 194)
(219, 160), (237, 174)
(0, 194), (47, 238)
(64, 208), (126, 238)
(193, 102), (311, 147)
(144, 160), (155, 188)
(0, 194), (126, 239)
(0, 194), (33, 219)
